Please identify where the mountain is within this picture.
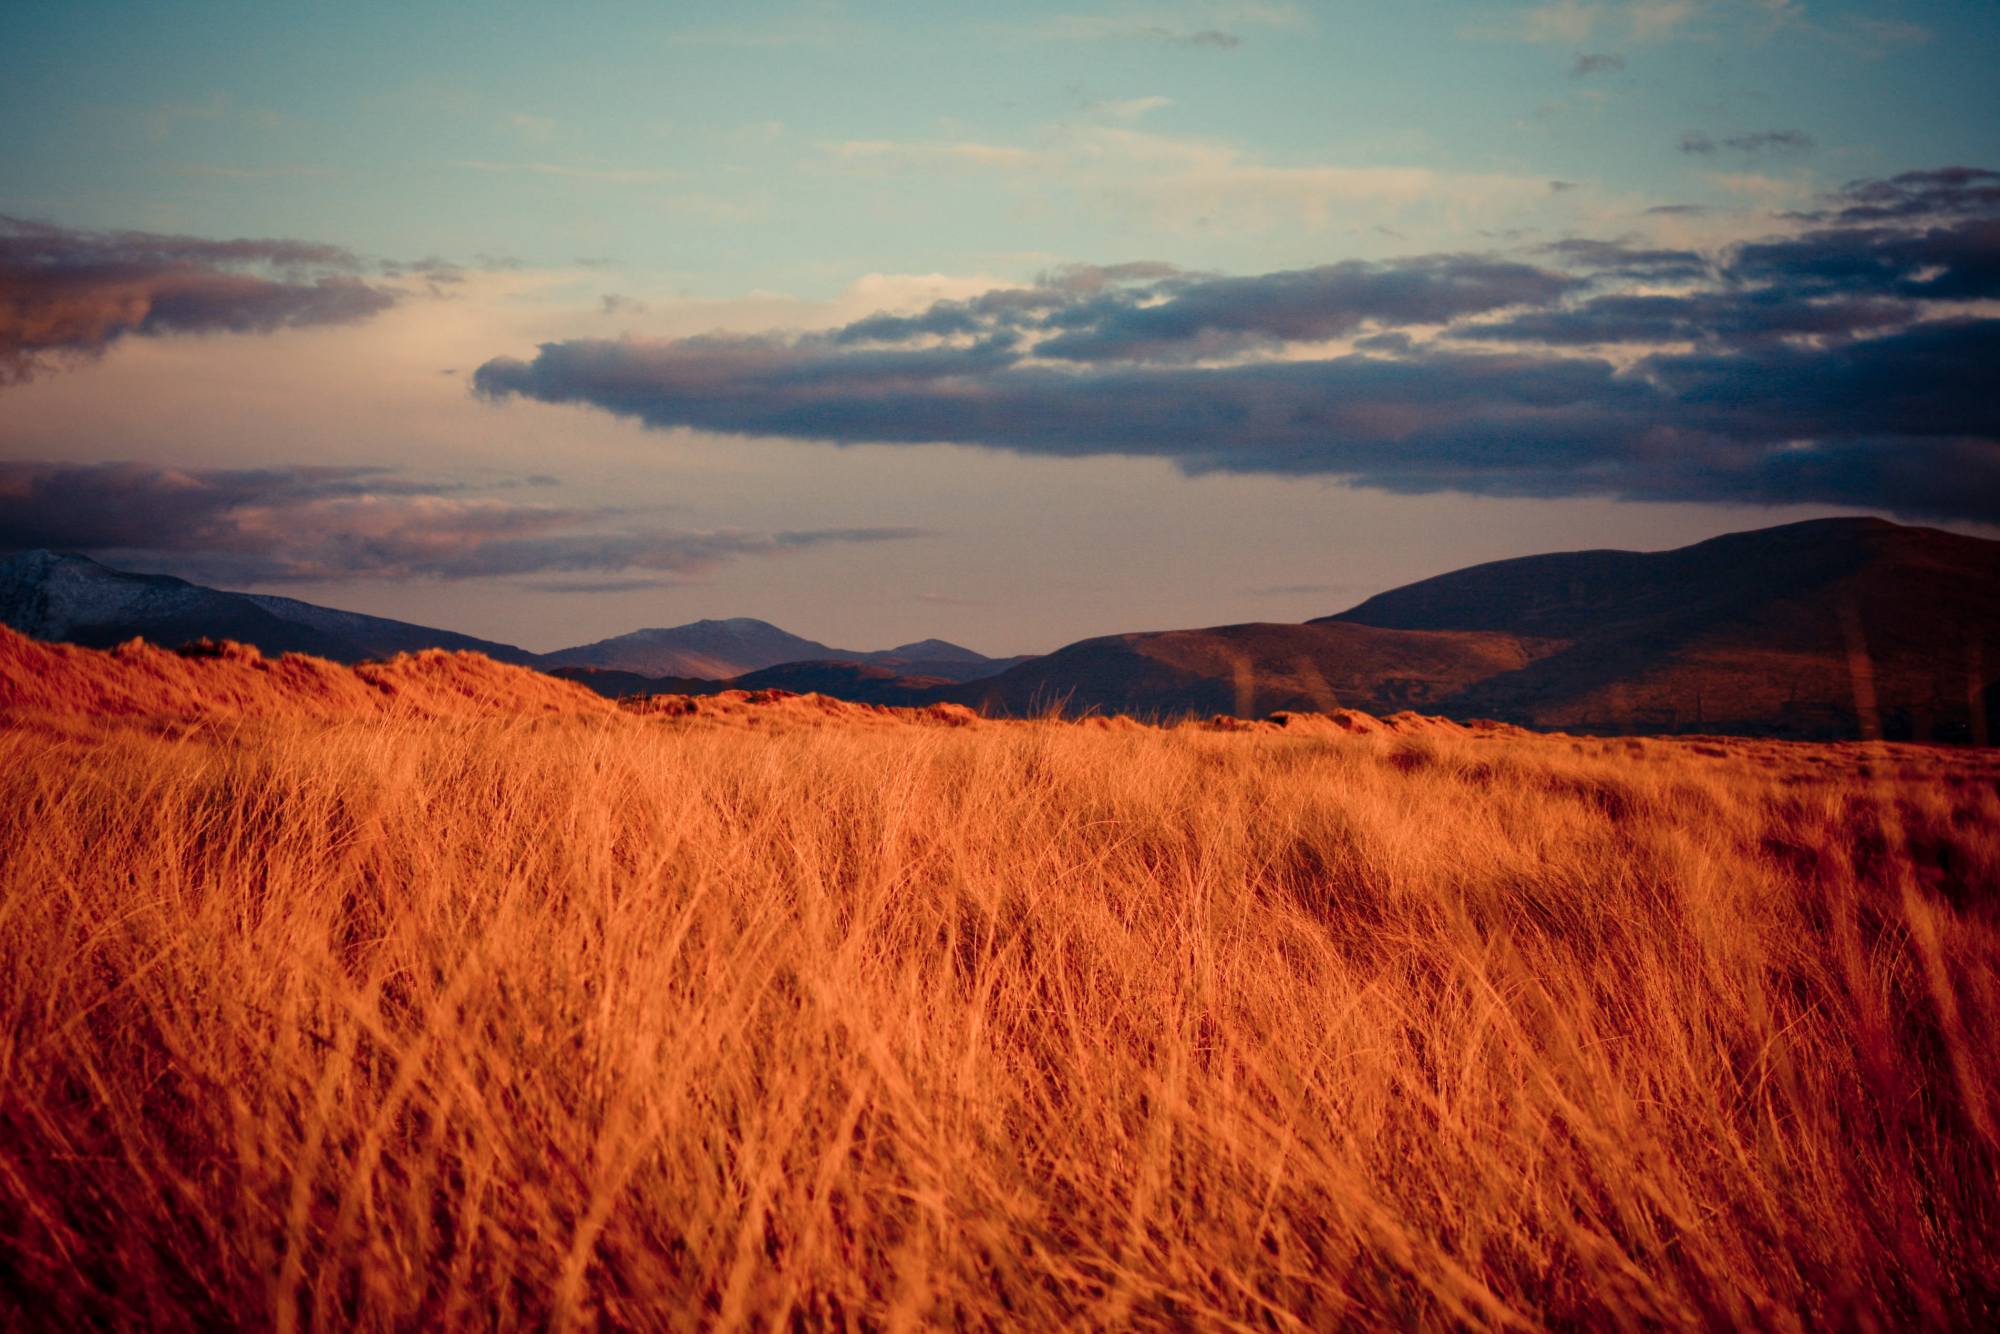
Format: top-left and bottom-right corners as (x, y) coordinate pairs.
(551, 660), (974, 704)
(0, 550), (536, 664)
(731, 661), (959, 704)
(1, 551), (1024, 685)
(11, 519), (1993, 741)
(921, 517), (1999, 741)
(543, 618), (843, 678)
(1321, 516), (2000, 740)
(547, 666), (722, 699)
(935, 622), (1547, 721)
(541, 618), (1021, 682)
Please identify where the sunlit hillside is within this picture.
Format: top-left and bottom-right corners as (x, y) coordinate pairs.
(3, 631), (1997, 1328)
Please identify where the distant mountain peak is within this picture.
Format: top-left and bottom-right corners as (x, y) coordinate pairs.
(0, 549), (535, 664)
(878, 638), (988, 664)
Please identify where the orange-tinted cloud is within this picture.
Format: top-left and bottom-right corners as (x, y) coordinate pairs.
(0, 217), (399, 385)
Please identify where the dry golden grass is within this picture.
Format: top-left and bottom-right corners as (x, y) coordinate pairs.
(2, 633), (1999, 1328)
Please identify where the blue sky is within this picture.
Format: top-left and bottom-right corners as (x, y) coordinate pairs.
(2, 1), (1996, 652)
(9, 0), (1993, 288)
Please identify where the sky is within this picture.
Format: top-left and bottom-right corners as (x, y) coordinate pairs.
(2, 0), (1996, 655)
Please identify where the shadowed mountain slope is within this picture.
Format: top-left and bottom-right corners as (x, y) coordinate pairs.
(917, 518), (1999, 740)
(551, 660), (965, 705)
(1322, 517), (2000, 740)
(938, 621), (1547, 721)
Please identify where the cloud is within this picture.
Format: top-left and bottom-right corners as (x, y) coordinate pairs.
(818, 124), (1543, 236)
(809, 256), (1576, 363)
(1473, 0), (1696, 45)
(828, 140), (1038, 171)
(1786, 166), (2000, 224)
(1843, 16), (1930, 51)
(1680, 129), (1815, 156)
(1537, 237), (1708, 279)
(471, 167), (2000, 523)
(1028, 258), (1581, 362)
(1028, 3), (1306, 48)
(178, 163), (338, 180)
(506, 113), (557, 145)
(1451, 290), (1914, 347)
(1037, 16), (1239, 48)
(1090, 96), (1175, 121)
(451, 160), (674, 184)
(1, 217), (399, 385)
(0, 461), (926, 584)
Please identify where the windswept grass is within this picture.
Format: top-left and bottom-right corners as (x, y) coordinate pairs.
(2, 694), (1997, 1327)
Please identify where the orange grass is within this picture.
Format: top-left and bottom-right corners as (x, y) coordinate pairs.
(2, 643), (1999, 1328)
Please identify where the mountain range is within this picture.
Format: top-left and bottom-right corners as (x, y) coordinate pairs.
(0, 548), (1023, 685)
(4, 516), (1995, 742)
(932, 517), (1998, 741)
(543, 619), (1031, 682)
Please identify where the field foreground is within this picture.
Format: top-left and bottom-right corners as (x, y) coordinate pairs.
(3, 634), (1999, 1328)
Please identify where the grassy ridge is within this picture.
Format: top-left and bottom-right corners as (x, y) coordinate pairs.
(2, 708), (1997, 1328)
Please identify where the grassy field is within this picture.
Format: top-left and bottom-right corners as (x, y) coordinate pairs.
(2, 637), (1998, 1328)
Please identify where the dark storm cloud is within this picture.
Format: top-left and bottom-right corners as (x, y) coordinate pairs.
(0, 461), (924, 583)
(1679, 130), (1815, 156)
(0, 217), (402, 384)
(472, 167), (2000, 523)
(1726, 214), (2000, 303)
(1453, 291), (1913, 346)
(1788, 167), (2000, 224)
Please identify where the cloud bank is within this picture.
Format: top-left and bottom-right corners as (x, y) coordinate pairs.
(0, 217), (401, 384)
(473, 168), (2000, 522)
(0, 462), (923, 585)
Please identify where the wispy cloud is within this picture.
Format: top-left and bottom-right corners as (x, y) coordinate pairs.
(505, 113), (557, 145)
(822, 125), (1543, 234)
(0, 462), (927, 584)
(1570, 51), (1626, 76)
(451, 160), (674, 185)
(1089, 96), (1175, 122)
(1679, 129), (1814, 156)
(1033, 3), (1304, 49)
(176, 163), (338, 180)
(1469, 0), (1715, 46)
(828, 141), (1038, 170)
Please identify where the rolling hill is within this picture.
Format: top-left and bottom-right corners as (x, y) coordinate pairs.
(924, 517), (1999, 740)
(7, 517), (1994, 740)
(936, 621), (1549, 721)
(1322, 516), (2000, 740)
